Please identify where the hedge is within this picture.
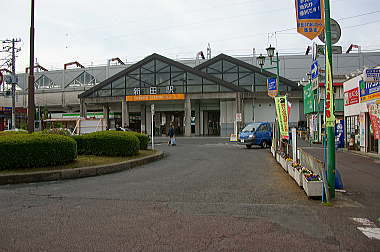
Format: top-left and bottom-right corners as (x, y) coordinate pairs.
(73, 131), (140, 157)
(127, 132), (149, 150)
(0, 133), (77, 170)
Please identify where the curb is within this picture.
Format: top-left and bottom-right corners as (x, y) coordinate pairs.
(0, 151), (165, 185)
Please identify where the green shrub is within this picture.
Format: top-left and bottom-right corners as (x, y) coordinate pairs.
(0, 133), (77, 170)
(73, 131), (139, 157)
(0, 131), (28, 136)
(37, 128), (72, 136)
(127, 132), (149, 150)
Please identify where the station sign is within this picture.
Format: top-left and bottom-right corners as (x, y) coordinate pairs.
(295, 0), (325, 40)
(126, 93), (185, 102)
(267, 78), (278, 97)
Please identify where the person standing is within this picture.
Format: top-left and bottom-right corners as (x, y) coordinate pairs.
(168, 124), (175, 146)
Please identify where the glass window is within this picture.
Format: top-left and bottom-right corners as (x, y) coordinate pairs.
(223, 72), (239, 83)
(156, 72), (170, 86)
(187, 73), (202, 85)
(222, 60), (238, 73)
(141, 60), (155, 73)
(141, 72), (154, 87)
(207, 61), (222, 74)
(156, 60), (170, 73)
(171, 72), (186, 86)
(238, 73), (254, 86)
(126, 76), (140, 88)
(187, 85), (202, 93)
(98, 89), (111, 97)
(255, 85), (267, 92)
(112, 88), (125, 96)
(203, 84), (218, 93)
(255, 73), (267, 86)
(112, 76), (125, 89)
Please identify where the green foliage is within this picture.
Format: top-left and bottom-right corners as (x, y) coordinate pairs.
(73, 131), (139, 157)
(37, 128), (72, 136)
(127, 132), (149, 150)
(0, 133), (77, 170)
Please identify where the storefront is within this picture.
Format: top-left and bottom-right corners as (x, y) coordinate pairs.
(344, 67), (380, 154)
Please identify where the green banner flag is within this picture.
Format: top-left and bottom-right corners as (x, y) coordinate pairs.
(275, 95), (289, 139)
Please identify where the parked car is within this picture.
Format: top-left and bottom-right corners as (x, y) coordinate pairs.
(238, 122), (272, 149)
(115, 127), (131, 132)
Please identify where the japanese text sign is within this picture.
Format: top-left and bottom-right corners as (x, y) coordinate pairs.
(359, 80), (380, 102)
(367, 103), (380, 140)
(295, 0), (325, 40)
(344, 87), (359, 106)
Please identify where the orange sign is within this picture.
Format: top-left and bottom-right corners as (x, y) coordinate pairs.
(126, 93), (185, 102)
(295, 0), (325, 40)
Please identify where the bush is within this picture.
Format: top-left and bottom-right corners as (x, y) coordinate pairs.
(37, 128), (72, 136)
(127, 132), (149, 150)
(0, 133), (77, 170)
(73, 131), (139, 157)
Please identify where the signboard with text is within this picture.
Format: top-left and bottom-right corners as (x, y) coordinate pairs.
(364, 68), (380, 82)
(267, 78), (278, 97)
(126, 93), (185, 102)
(359, 80), (380, 102)
(295, 0), (325, 40)
(344, 87), (359, 106)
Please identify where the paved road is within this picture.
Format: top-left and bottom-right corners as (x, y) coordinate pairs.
(0, 138), (379, 251)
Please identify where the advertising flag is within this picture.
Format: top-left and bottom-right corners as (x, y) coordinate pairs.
(295, 0), (325, 40)
(325, 45), (335, 127)
(267, 78), (278, 97)
(275, 96), (289, 139)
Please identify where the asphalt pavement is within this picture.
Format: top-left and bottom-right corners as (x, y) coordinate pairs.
(0, 137), (379, 251)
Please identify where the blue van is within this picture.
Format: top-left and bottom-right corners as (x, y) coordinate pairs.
(238, 122), (272, 149)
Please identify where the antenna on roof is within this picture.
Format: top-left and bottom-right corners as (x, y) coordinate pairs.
(207, 43), (211, 59)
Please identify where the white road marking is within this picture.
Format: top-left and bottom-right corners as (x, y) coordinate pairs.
(357, 227), (380, 240)
(351, 217), (376, 227)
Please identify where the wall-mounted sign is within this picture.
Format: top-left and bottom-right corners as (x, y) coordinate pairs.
(363, 68), (380, 82)
(344, 87), (359, 106)
(359, 80), (380, 102)
(295, 0), (325, 40)
(126, 93), (185, 102)
(267, 78), (278, 97)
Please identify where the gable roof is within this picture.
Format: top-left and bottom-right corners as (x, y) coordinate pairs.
(79, 53), (248, 98)
(194, 53), (301, 90)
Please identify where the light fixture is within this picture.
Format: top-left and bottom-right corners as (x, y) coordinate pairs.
(266, 45), (275, 59)
(256, 54), (266, 68)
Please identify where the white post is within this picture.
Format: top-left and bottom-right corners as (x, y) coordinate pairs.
(292, 127), (297, 162)
(151, 104), (155, 150)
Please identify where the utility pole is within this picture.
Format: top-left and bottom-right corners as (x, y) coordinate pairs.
(1, 39), (21, 129)
(28, 0), (36, 133)
(324, 0), (336, 199)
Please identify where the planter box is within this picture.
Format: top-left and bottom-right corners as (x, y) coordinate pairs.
(302, 176), (323, 197)
(271, 147), (275, 157)
(287, 163), (295, 179)
(276, 152), (280, 163)
(280, 157), (288, 172)
(294, 168), (303, 187)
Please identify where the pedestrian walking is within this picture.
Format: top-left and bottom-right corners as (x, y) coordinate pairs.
(168, 124), (176, 146)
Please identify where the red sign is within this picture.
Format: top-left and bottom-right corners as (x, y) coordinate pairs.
(344, 87), (359, 106)
(367, 103), (380, 140)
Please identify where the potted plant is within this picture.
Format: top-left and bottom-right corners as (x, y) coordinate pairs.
(279, 152), (288, 171)
(302, 172), (323, 197)
(287, 158), (295, 179)
(293, 164), (305, 187)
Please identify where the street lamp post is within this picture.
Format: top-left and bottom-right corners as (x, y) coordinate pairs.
(256, 45), (281, 96)
(257, 45), (281, 151)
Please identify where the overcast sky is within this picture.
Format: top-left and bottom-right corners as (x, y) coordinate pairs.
(1, 0), (380, 72)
